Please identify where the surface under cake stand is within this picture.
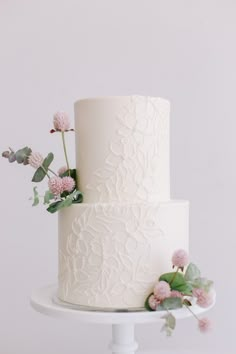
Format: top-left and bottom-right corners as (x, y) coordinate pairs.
(30, 285), (215, 354)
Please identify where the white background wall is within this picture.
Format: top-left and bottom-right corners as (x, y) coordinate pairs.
(0, 1), (234, 353)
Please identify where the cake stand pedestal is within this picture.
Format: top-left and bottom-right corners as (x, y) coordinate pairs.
(30, 285), (215, 354)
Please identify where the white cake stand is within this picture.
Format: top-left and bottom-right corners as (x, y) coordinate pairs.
(30, 285), (215, 354)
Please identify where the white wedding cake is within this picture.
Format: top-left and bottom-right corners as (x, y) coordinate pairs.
(58, 96), (189, 309)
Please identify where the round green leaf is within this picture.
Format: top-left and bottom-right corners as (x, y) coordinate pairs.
(159, 272), (192, 295)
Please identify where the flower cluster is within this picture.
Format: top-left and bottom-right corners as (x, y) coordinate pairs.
(2, 112), (83, 213)
(145, 249), (214, 336)
(48, 175), (75, 196)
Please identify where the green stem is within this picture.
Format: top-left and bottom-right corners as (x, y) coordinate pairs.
(183, 303), (199, 321)
(169, 267), (180, 286)
(48, 168), (58, 176)
(61, 132), (70, 175)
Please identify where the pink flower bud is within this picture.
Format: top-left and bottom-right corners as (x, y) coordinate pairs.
(58, 166), (68, 176)
(53, 111), (70, 132)
(153, 281), (171, 301)
(193, 288), (213, 308)
(62, 176), (75, 192)
(198, 317), (212, 333)
(148, 295), (160, 310)
(28, 152), (44, 169)
(170, 290), (183, 299)
(48, 176), (63, 196)
(172, 249), (189, 268)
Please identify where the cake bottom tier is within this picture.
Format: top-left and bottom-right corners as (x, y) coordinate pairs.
(58, 201), (189, 309)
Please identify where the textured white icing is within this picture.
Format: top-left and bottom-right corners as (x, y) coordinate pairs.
(75, 96), (170, 203)
(58, 201), (189, 309)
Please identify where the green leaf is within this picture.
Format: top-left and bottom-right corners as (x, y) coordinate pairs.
(8, 152), (16, 163)
(32, 166), (46, 182)
(184, 263), (201, 282)
(32, 153), (54, 182)
(32, 186), (39, 206)
(161, 313), (176, 336)
(15, 147), (32, 164)
(43, 190), (54, 204)
(46, 201), (60, 213)
(47, 189), (83, 213)
(72, 190), (83, 203)
(162, 312), (176, 329)
(47, 197), (73, 213)
(191, 277), (214, 292)
(43, 152), (54, 170)
(157, 297), (183, 311)
(144, 293), (154, 311)
(159, 272), (193, 295)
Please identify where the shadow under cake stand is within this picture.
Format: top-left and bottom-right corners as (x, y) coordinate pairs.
(30, 285), (215, 354)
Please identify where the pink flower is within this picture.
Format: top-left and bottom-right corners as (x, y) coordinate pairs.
(198, 317), (212, 333)
(53, 111), (70, 132)
(154, 281), (171, 301)
(170, 290), (183, 299)
(62, 176), (75, 192)
(148, 295), (160, 310)
(172, 249), (189, 268)
(58, 166), (68, 176)
(28, 152), (44, 169)
(192, 288), (202, 298)
(193, 288), (213, 308)
(48, 176), (63, 196)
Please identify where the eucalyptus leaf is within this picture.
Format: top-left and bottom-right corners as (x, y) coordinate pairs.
(8, 152), (16, 163)
(47, 197), (73, 213)
(15, 147), (32, 164)
(184, 263), (201, 282)
(43, 152), (54, 170)
(47, 189), (83, 213)
(43, 190), (55, 204)
(157, 297), (183, 311)
(32, 166), (46, 182)
(161, 313), (176, 336)
(191, 277), (214, 292)
(32, 152), (54, 182)
(32, 186), (39, 206)
(161, 325), (172, 337)
(46, 191), (77, 213)
(72, 190), (83, 203)
(162, 312), (176, 329)
(159, 272), (193, 295)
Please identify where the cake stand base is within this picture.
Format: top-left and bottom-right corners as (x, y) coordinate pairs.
(30, 285), (215, 354)
(111, 324), (138, 354)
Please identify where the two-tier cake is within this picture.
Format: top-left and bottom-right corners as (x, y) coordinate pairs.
(58, 96), (189, 309)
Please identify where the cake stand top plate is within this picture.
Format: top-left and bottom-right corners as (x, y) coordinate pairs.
(30, 285), (215, 324)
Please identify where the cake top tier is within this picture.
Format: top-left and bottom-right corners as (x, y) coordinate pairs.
(75, 95), (170, 104)
(75, 95), (170, 203)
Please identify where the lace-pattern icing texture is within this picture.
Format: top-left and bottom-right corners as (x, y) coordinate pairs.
(75, 96), (170, 203)
(58, 202), (189, 308)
